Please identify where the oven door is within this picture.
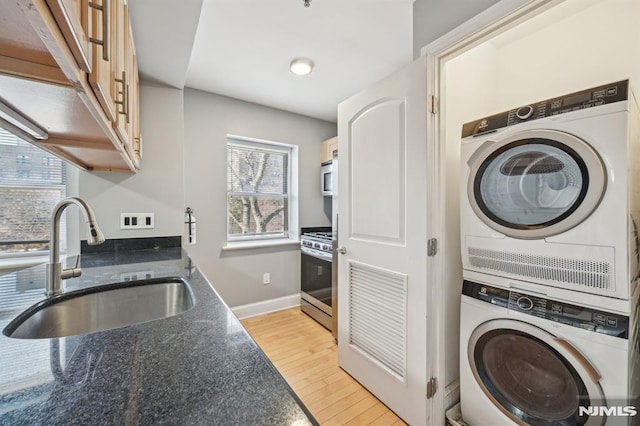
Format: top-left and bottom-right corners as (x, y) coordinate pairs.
(301, 249), (332, 316)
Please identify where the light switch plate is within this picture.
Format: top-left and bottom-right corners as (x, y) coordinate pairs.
(121, 213), (155, 229)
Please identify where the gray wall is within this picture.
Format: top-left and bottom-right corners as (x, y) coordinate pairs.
(183, 89), (336, 307)
(413, 0), (501, 57)
(79, 82), (185, 239)
(77, 83), (335, 308)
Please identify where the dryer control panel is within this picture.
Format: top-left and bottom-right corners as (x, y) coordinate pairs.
(461, 80), (629, 138)
(462, 280), (629, 339)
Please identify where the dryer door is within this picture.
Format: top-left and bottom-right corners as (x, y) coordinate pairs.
(468, 319), (604, 425)
(467, 129), (606, 239)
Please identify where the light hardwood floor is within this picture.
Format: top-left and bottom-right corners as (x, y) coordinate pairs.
(241, 308), (407, 426)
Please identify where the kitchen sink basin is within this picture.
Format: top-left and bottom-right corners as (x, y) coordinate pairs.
(3, 277), (194, 339)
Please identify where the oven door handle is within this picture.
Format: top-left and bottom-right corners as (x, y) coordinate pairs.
(301, 249), (332, 262)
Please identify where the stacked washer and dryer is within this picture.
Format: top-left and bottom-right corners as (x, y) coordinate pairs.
(458, 80), (640, 425)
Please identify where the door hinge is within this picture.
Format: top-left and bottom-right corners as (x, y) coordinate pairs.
(427, 377), (437, 399)
(427, 238), (438, 256)
(429, 95), (439, 115)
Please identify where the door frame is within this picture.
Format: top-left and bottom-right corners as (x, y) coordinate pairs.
(419, 0), (566, 424)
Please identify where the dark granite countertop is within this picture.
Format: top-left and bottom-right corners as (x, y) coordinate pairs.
(0, 247), (316, 425)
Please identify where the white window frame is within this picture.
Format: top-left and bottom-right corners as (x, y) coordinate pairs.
(224, 134), (299, 250)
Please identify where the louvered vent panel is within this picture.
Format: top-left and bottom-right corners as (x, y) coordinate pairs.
(349, 261), (407, 379)
(468, 247), (613, 290)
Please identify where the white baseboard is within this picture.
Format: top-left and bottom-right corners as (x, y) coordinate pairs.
(231, 293), (301, 320)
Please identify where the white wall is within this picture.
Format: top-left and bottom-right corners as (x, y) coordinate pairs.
(412, 0), (501, 58)
(491, 0), (640, 110)
(79, 82), (185, 239)
(442, 0), (640, 388)
(442, 42), (499, 387)
(183, 89), (336, 307)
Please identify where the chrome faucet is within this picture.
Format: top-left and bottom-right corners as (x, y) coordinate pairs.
(46, 197), (105, 297)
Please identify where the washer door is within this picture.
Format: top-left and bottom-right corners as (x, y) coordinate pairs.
(468, 319), (604, 425)
(467, 129), (606, 239)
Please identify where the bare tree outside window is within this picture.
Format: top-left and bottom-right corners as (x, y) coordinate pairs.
(0, 128), (66, 254)
(227, 141), (290, 240)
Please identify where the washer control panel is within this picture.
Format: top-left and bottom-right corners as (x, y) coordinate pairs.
(461, 80), (629, 138)
(462, 280), (629, 339)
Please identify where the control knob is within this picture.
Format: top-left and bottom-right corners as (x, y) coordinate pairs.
(516, 105), (534, 120)
(516, 296), (534, 311)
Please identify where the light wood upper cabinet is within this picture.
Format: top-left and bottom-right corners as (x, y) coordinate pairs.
(46, 0), (92, 72)
(320, 136), (337, 164)
(112, 0), (130, 146)
(128, 29), (141, 162)
(88, 0), (116, 122)
(0, 0), (140, 172)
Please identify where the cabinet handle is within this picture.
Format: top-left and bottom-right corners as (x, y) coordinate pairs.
(88, 0), (110, 61)
(125, 84), (130, 124)
(114, 71), (129, 120)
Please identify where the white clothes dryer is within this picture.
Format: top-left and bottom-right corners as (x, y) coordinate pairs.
(459, 272), (639, 426)
(460, 80), (640, 300)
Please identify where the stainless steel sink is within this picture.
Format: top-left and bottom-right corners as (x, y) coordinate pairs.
(3, 277), (194, 339)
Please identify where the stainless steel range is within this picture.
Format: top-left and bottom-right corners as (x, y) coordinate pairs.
(300, 228), (334, 332)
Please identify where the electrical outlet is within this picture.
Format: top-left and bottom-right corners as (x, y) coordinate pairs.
(121, 213), (154, 229)
(120, 271), (154, 281)
(263, 273), (270, 285)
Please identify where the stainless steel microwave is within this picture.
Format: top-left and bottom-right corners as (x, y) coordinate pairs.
(321, 162), (333, 196)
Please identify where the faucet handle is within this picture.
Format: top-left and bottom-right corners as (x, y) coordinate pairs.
(61, 255), (82, 280)
(61, 267), (82, 280)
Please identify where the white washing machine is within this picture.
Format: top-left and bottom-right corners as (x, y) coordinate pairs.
(459, 271), (639, 425)
(460, 80), (640, 300)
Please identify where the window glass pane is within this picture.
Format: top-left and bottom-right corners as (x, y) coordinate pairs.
(227, 145), (288, 195)
(228, 195), (288, 237)
(226, 138), (292, 241)
(0, 128), (66, 255)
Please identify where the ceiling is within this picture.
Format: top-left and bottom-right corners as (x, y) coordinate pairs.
(128, 0), (415, 123)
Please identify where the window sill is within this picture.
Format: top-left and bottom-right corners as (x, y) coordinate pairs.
(222, 239), (300, 252)
(0, 255), (49, 271)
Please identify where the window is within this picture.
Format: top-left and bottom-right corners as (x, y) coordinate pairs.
(0, 128), (66, 258)
(226, 136), (297, 244)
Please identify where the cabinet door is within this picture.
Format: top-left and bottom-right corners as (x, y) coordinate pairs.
(128, 25), (141, 164)
(88, 0), (116, 121)
(112, 0), (130, 144)
(328, 137), (337, 158)
(320, 137), (337, 163)
(47, 0), (92, 72)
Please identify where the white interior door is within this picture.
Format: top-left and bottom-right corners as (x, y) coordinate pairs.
(337, 56), (429, 425)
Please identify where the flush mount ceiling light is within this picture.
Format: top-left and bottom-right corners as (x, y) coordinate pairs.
(290, 58), (314, 76)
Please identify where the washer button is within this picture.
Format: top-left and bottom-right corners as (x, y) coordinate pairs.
(516, 105), (534, 120)
(517, 296), (534, 311)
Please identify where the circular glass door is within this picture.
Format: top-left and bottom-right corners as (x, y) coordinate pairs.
(468, 130), (606, 239)
(468, 320), (603, 425)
